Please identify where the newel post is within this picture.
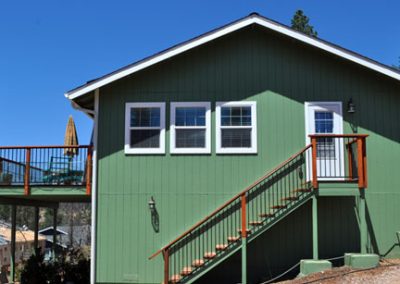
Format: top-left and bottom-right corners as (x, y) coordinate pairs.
(24, 148), (31, 195)
(241, 193), (247, 284)
(357, 138), (365, 188)
(163, 249), (169, 284)
(311, 136), (318, 189)
(86, 146), (93, 195)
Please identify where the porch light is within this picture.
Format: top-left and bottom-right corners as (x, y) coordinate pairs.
(148, 196), (156, 211)
(347, 98), (355, 113)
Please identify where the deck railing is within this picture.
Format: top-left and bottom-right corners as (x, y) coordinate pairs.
(150, 134), (367, 283)
(0, 145), (92, 195)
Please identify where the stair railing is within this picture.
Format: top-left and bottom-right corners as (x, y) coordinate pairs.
(150, 134), (367, 283)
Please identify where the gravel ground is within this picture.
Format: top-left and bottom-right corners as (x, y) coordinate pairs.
(277, 259), (400, 284)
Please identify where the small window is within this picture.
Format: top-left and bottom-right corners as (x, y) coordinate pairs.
(170, 102), (211, 154)
(216, 101), (257, 154)
(125, 103), (165, 154)
(315, 111), (335, 158)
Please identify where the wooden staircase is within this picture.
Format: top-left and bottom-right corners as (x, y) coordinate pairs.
(150, 135), (368, 284)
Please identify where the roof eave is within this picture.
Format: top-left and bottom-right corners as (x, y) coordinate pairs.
(65, 14), (400, 100)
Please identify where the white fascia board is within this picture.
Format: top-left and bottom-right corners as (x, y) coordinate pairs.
(252, 18), (400, 82)
(65, 15), (400, 101)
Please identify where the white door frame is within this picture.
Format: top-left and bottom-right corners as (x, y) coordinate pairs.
(305, 101), (344, 181)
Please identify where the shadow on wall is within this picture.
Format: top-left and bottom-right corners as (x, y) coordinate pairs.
(194, 197), (362, 284)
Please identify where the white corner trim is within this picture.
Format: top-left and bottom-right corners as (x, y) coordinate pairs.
(170, 102), (211, 154)
(90, 88), (99, 284)
(216, 101), (257, 154)
(65, 14), (400, 100)
(124, 102), (166, 154)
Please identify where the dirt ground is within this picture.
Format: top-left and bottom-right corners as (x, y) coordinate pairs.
(278, 259), (400, 284)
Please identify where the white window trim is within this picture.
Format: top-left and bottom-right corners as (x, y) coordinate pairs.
(216, 101), (257, 154)
(125, 102), (165, 154)
(170, 102), (211, 154)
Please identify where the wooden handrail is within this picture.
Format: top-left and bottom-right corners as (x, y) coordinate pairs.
(0, 145), (91, 149)
(309, 134), (369, 138)
(149, 144), (312, 260)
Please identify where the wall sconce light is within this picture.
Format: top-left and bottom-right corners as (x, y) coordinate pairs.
(347, 98), (355, 114)
(148, 196), (159, 233)
(148, 196), (156, 212)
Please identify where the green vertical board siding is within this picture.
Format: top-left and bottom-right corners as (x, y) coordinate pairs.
(95, 26), (400, 283)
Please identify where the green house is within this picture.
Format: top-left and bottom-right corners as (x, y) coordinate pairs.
(2, 13), (400, 284)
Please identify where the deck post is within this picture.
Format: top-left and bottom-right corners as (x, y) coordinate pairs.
(34, 206), (39, 254)
(52, 207), (58, 260)
(241, 194), (247, 284)
(312, 195), (318, 260)
(359, 190), (367, 254)
(10, 205), (16, 283)
(311, 137), (318, 189)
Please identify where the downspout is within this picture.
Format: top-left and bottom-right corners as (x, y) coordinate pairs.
(68, 92), (99, 284)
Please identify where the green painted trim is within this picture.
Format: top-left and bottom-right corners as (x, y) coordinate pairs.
(317, 185), (360, 196)
(242, 237), (247, 284)
(312, 195), (318, 260)
(359, 190), (367, 254)
(0, 186), (87, 196)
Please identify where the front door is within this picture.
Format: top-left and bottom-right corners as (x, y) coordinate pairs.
(305, 102), (344, 180)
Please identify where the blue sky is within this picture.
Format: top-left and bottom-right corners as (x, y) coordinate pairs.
(1, 0), (399, 146)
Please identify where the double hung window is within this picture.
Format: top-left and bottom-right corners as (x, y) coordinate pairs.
(216, 101), (257, 154)
(170, 102), (211, 154)
(125, 102), (165, 154)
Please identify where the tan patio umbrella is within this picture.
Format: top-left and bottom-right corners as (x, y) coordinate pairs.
(64, 115), (79, 156)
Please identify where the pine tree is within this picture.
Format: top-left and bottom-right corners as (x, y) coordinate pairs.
(291, 10), (318, 37)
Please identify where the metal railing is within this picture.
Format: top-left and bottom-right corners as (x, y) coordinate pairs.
(0, 145), (92, 195)
(150, 134), (368, 283)
(309, 134), (368, 188)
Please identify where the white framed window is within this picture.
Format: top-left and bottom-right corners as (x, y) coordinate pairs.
(125, 102), (165, 154)
(170, 102), (211, 154)
(216, 101), (257, 154)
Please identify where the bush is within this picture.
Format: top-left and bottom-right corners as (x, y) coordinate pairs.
(20, 248), (89, 284)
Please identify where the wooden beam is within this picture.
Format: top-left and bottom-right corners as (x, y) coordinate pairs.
(34, 207), (39, 254)
(10, 205), (16, 283)
(0, 197), (58, 208)
(52, 208), (58, 260)
(24, 148), (31, 195)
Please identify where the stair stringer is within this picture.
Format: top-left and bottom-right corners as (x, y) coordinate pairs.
(184, 189), (316, 284)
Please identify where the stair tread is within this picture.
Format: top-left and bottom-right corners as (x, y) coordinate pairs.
(249, 220), (263, 226)
(281, 196), (299, 201)
(192, 259), (205, 267)
(293, 188), (312, 193)
(237, 228), (252, 234)
(170, 274), (181, 283)
(204, 252), (217, 259)
(271, 204), (287, 209)
(259, 213), (275, 218)
(227, 236), (240, 242)
(180, 266), (193, 276)
(216, 244), (228, 250)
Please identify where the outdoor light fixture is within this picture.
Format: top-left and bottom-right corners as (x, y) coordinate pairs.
(347, 98), (355, 113)
(148, 196), (159, 233)
(148, 196), (156, 212)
